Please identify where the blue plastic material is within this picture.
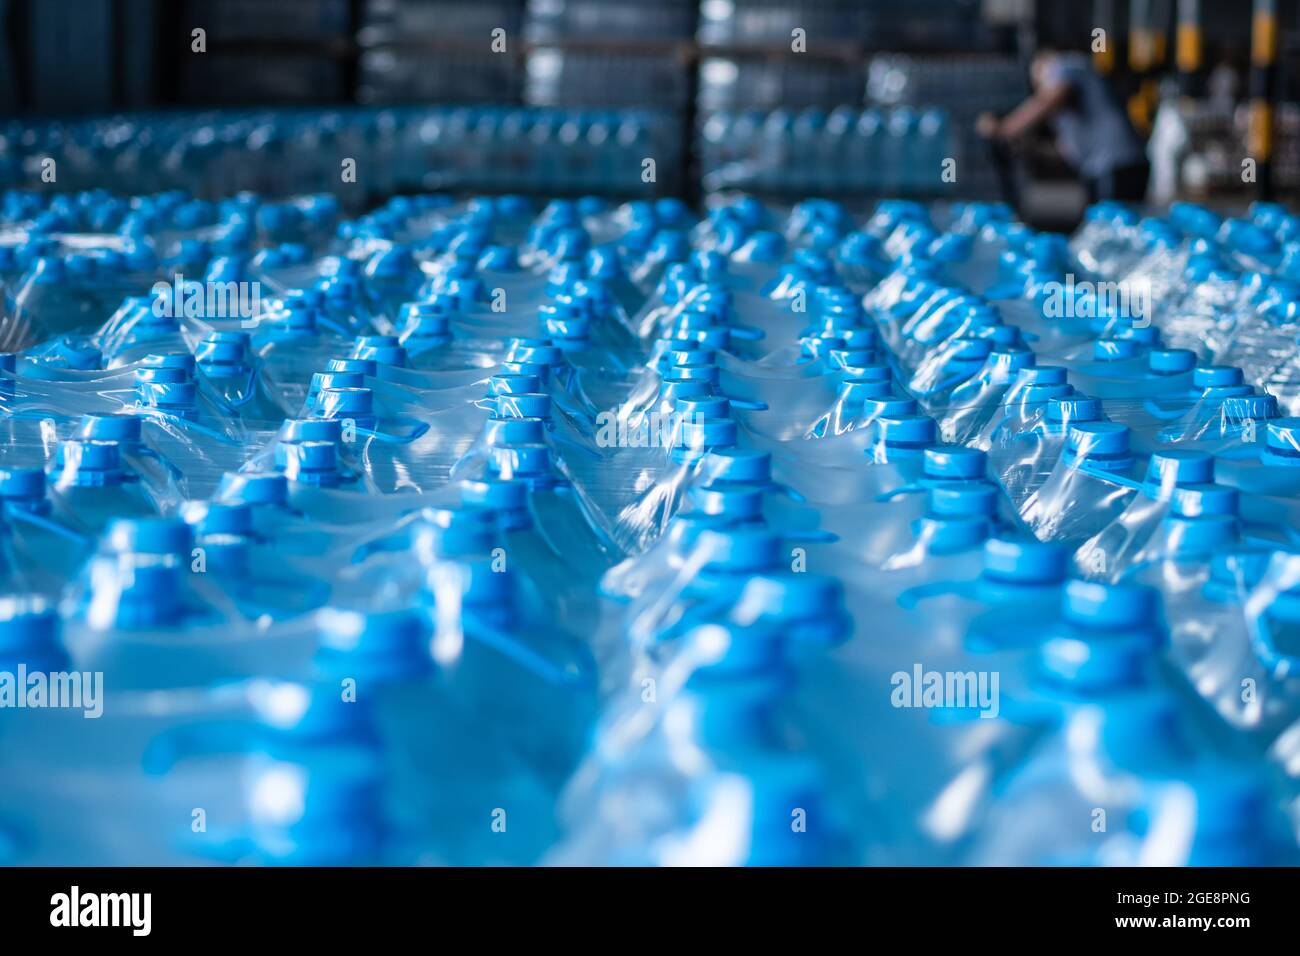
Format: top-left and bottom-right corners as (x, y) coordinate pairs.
(0, 184), (1296, 871)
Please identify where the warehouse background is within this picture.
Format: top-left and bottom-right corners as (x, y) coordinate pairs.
(0, 0), (1298, 227)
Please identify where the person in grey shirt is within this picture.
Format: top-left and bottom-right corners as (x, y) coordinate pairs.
(978, 47), (1150, 204)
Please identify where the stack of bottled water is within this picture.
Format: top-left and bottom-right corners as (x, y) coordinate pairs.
(523, 0), (696, 110)
(866, 54), (1028, 200)
(2, 180), (1300, 867)
(696, 56), (866, 114)
(177, 0), (354, 105)
(695, 0), (986, 51)
(358, 0), (526, 104)
(697, 106), (951, 195)
(695, 0), (867, 46)
(0, 107), (684, 202)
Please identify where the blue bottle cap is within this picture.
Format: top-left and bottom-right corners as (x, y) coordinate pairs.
(1144, 449), (1214, 488)
(135, 364), (190, 385)
(1018, 365), (1068, 386)
(495, 392), (551, 420)
(658, 344), (715, 368)
(659, 378), (714, 404)
(923, 446), (987, 480)
(1093, 338), (1142, 361)
(1148, 348), (1197, 375)
(366, 243), (416, 279)
(0, 596), (63, 666)
(738, 230), (786, 262)
(673, 623), (788, 684)
(247, 677), (375, 740)
(1038, 634), (1149, 692)
(1063, 579), (1159, 630)
(550, 227), (591, 262)
(675, 417), (738, 454)
(839, 327), (877, 350)
(1223, 393), (1277, 421)
(1265, 418), (1300, 459)
(0, 466), (45, 502)
(501, 360), (551, 380)
(317, 608), (430, 678)
(701, 448), (771, 485)
(989, 349), (1035, 377)
(77, 413), (142, 443)
(676, 308), (723, 333)
(105, 517), (193, 556)
(685, 325), (732, 351)
(978, 324), (1023, 349)
(737, 572), (846, 629)
(143, 351), (197, 373)
(189, 502), (254, 538)
(1204, 383), (1258, 403)
(488, 443), (551, 478)
(694, 528), (782, 572)
(928, 481), (999, 517)
(1110, 323), (1160, 346)
(873, 414), (936, 448)
(219, 471), (288, 507)
(415, 507), (495, 559)
(863, 396), (919, 419)
(352, 339), (407, 367)
(844, 362), (891, 383)
(320, 276), (360, 305)
(982, 536), (1068, 584)
(429, 554), (514, 607)
(1066, 422), (1130, 465)
(308, 371), (365, 399)
(676, 395), (731, 419)
(689, 484), (764, 520)
(326, 357), (376, 376)
(543, 313), (591, 344)
(1193, 365), (1244, 389)
(138, 381), (198, 413)
(488, 373), (542, 396)
(1223, 217), (1279, 256)
(194, 332), (251, 367)
(826, 348), (874, 370)
(282, 418), (343, 444)
(692, 250), (730, 280)
(317, 387), (374, 419)
(541, 264), (580, 301)
(400, 308), (453, 339)
(277, 441), (341, 485)
(1164, 512), (1239, 557)
(495, 194), (533, 219)
(1170, 482), (1239, 517)
(585, 244), (624, 281)
(57, 439), (124, 483)
(672, 363), (721, 384)
(1047, 396), (1101, 424)
(948, 337), (992, 360)
(506, 338), (563, 367)
(485, 416), (545, 446)
(838, 378), (892, 403)
(460, 478), (529, 511)
(1014, 382), (1073, 405)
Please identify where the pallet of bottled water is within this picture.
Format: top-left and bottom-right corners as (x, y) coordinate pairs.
(2, 187), (1300, 866)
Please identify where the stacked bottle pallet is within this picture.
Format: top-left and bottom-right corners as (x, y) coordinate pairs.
(2, 183), (1300, 865)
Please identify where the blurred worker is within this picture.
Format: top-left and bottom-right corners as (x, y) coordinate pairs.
(978, 45), (1150, 204)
